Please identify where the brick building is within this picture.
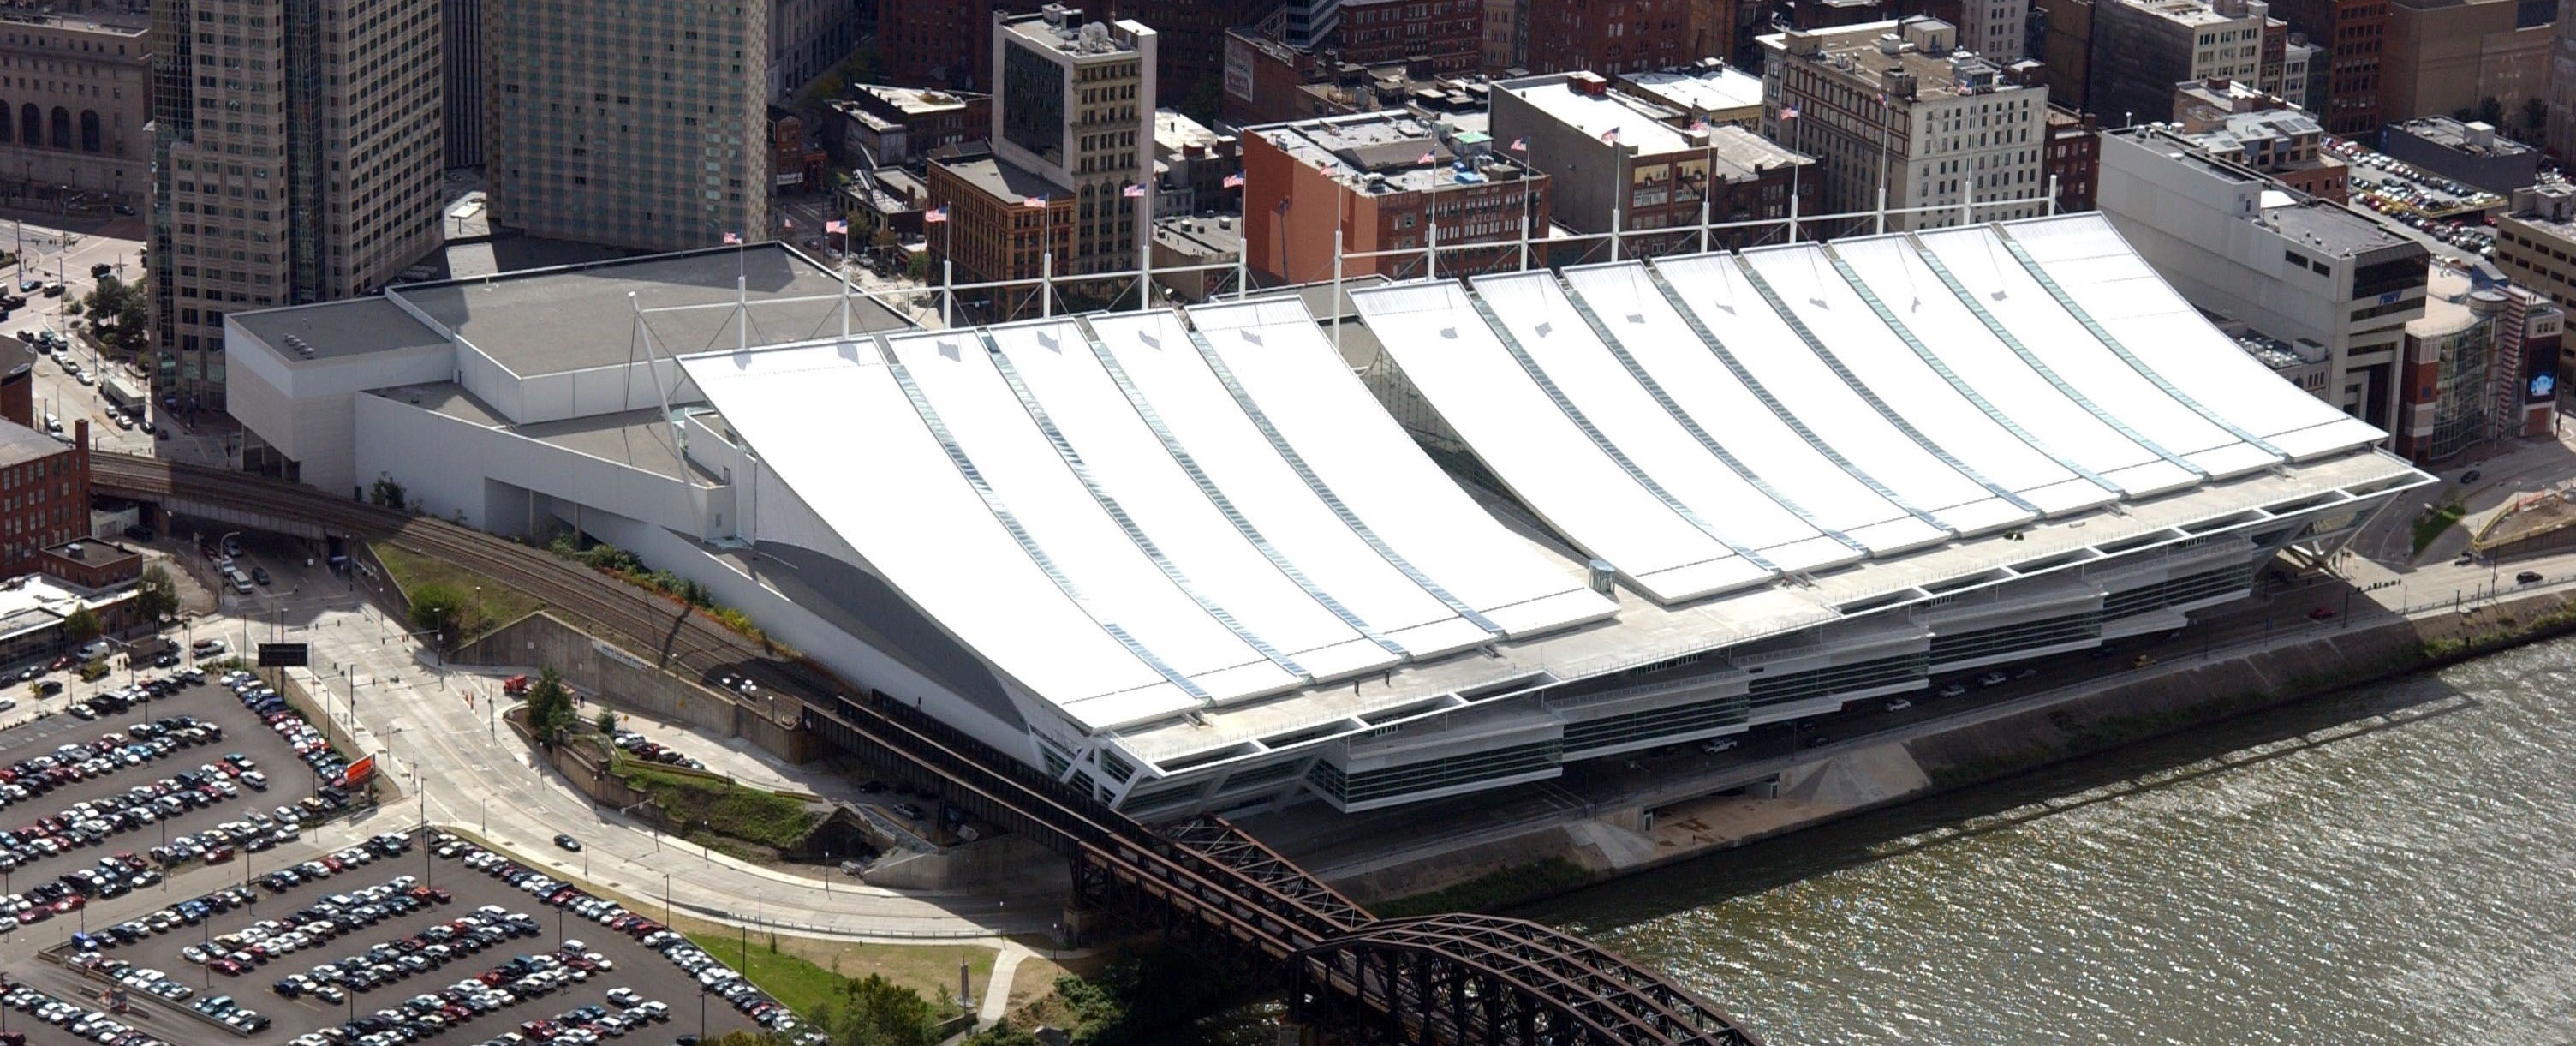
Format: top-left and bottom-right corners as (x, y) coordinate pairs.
(1338, 0), (1484, 75)
(0, 421), (89, 578)
(37, 539), (140, 591)
(2267, 0), (2388, 135)
(2045, 105), (2102, 212)
(1525, 0), (1728, 75)
(1241, 109), (1551, 284)
(926, 146), (1076, 317)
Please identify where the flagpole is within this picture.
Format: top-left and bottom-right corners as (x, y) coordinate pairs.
(1135, 186), (1149, 312)
(1332, 227), (1345, 360)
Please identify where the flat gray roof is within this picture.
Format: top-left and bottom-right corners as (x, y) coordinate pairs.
(373, 382), (717, 481)
(0, 421), (63, 469)
(230, 297), (449, 362)
(394, 244), (912, 376)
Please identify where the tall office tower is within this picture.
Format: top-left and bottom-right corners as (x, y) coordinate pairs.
(989, 6), (1153, 276)
(1282, 0), (1340, 48)
(148, 0), (446, 412)
(2088, 0), (2272, 128)
(2551, 2), (2576, 158)
(482, 0), (771, 253)
(445, 0), (483, 168)
(2267, 0), (2388, 134)
(772, 0), (858, 99)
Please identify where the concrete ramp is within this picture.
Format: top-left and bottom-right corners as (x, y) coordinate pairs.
(1778, 743), (1933, 807)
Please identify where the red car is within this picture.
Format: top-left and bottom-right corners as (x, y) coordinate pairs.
(2307, 607), (2337, 620)
(206, 846), (235, 864)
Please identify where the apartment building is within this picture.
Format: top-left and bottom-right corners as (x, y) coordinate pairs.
(1483, 0), (1524, 70)
(481, 0), (770, 253)
(2267, 0), (2388, 135)
(2097, 123), (2428, 427)
(0, 421), (88, 578)
(1526, 0), (1724, 75)
(148, 0), (446, 412)
(2086, 0), (2273, 128)
(1240, 108), (1551, 284)
(2044, 105), (2100, 212)
(1489, 72), (1810, 253)
(1758, 18), (2052, 231)
(0, 4), (152, 207)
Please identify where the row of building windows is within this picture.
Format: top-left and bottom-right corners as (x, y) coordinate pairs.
(1926, 612), (2103, 668)
(1308, 739), (1563, 805)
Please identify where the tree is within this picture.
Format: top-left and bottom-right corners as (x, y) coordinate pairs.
(78, 274), (147, 354)
(593, 709), (617, 735)
(2526, 96), (2550, 133)
(62, 603), (101, 643)
(526, 667), (577, 743)
(2478, 95), (2507, 128)
(407, 581), (485, 649)
(962, 1023), (1045, 1046)
(369, 473), (408, 511)
(134, 565), (179, 623)
(809, 974), (939, 1046)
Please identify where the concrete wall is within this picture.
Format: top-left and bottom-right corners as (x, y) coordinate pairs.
(454, 608), (815, 756)
(351, 397), (706, 538)
(225, 325), (453, 497)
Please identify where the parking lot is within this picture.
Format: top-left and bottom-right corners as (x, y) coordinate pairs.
(0, 674), (350, 925)
(4, 827), (766, 1046)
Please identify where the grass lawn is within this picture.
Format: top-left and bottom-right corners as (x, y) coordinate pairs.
(2411, 499), (2469, 558)
(685, 932), (853, 1017)
(616, 762), (822, 852)
(372, 541), (543, 631)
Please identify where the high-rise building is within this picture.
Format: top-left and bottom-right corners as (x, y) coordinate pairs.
(1758, 18), (2052, 230)
(2044, 105), (2101, 211)
(2036, 0), (2098, 106)
(0, 4), (152, 208)
(1282, 0), (1342, 48)
(772, 0), (859, 99)
(2379, 0), (2555, 128)
(2267, 0), (2388, 135)
(1959, 0), (2030, 60)
(148, 0), (446, 412)
(2550, 3), (2576, 158)
(444, 0), (483, 169)
(2395, 262), (2559, 463)
(2087, 0), (2273, 128)
(1483, 0), (1526, 70)
(482, 0), (772, 253)
(990, 6), (1154, 275)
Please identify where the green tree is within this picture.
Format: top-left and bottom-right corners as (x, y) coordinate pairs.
(2526, 96), (2550, 133)
(593, 708), (617, 735)
(962, 1022), (1045, 1046)
(369, 473), (408, 510)
(810, 974), (939, 1046)
(62, 604), (101, 643)
(78, 274), (148, 354)
(2478, 95), (2507, 128)
(526, 666), (577, 743)
(134, 565), (179, 623)
(406, 580), (485, 649)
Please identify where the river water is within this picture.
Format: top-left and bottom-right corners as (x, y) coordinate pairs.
(1520, 637), (2576, 1045)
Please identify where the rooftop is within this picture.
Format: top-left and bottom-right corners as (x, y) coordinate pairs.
(229, 297), (451, 363)
(369, 383), (721, 483)
(2263, 198), (2413, 256)
(1249, 111), (1542, 194)
(850, 84), (977, 117)
(2393, 117), (2535, 158)
(2114, 0), (2269, 27)
(1619, 65), (1768, 115)
(1766, 18), (2030, 104)
(0, 6), (150, 35)
(939, 153), (1068, 206)
(1000, 5), (1146, 58)
(1706, 125), (1812, 176)
(1155, 109), (1227, 156)
(0, 421), (63, 469)
(398, 244), (904, 375)
(1497, 74), (1696, 155)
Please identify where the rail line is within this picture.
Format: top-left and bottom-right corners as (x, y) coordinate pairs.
(94, 451), (1762, 1046)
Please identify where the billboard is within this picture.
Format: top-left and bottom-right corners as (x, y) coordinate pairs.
(341, 755), (375, 788)
(2527, 338), (2561, 403)
(256, 642), (310, 668)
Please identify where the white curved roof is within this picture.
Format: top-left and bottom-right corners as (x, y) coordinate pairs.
(1351, 214), (2382, 606)
(678, 302), (1613, 732)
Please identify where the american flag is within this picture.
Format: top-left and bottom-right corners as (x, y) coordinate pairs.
(721, 230), (741, 245)
(1023, 194), (1049, 209)
(1689, 117), (1710, 133)
(1315, 158), (1333, 173)
(1416, 149), (1436, 164)
(923, 206), (950, 224)
(1599, 126), (1620, 145)
(1123, 183), (1145, 198)
(824, 219), (847, 234)
(1509, 136), (1528, 152)
(782, 217), (794, 230)
(1780, 105), (1799, 119)
(1223, 172), (1245, 188)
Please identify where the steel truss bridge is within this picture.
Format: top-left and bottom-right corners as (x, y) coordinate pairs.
(94, 452), (1763, 1046)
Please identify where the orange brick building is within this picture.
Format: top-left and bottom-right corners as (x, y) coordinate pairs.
(1243, 111), (1552, 286)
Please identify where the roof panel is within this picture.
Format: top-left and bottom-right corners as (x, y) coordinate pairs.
(1349, 281), (1756, 603)
(1646, 254), (2032, 535)
(677, 343), (1190, 725)
(882, 328), (1297, 699)
(1471, 271), (1861, 572)
(1193, 296), (1618, 628)
(2000, 214), (2388, 460)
